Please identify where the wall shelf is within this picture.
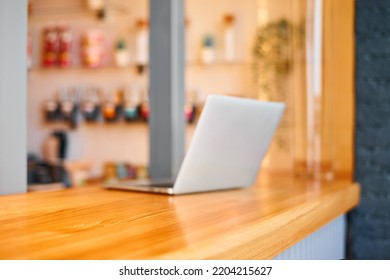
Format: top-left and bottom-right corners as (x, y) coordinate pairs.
(28, 61), (251, 73)
(28, 65), (144, 73)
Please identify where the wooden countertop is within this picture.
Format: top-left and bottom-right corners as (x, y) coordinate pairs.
(0, 173), (360, 259)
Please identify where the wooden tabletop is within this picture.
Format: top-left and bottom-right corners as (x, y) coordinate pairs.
(0, 173), (360, 260)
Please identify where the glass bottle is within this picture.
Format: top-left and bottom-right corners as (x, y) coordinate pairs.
(223, 14), (236, 62)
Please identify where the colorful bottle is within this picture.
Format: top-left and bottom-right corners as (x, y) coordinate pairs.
(123, 86), (140, 122)
(58, 24), (73, 68)
(81, 29), (105, 68)
(42, 24), (59, 67)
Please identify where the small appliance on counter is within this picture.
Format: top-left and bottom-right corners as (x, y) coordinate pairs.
(28, 131), (70, 190)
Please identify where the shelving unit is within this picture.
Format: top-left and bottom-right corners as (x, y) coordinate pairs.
(27, 0), (258, 181)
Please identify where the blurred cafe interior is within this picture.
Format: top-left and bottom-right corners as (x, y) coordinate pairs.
(4, 0), (379, 261)
(25, 0), (353, 189)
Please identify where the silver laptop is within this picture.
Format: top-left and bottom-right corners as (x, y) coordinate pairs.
(106, 95), (285, 195)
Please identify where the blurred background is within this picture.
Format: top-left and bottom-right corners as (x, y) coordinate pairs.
(26, 0), (353, 191)
(3, 0), (389, 260)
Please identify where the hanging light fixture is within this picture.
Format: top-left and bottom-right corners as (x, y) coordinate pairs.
(86, 0), (106, 19)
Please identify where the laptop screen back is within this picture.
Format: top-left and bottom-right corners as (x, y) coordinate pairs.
(173, 95), (285, 194)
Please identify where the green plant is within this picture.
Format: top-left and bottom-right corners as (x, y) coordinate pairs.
(252, 19), (295, 101)
(252, 19), (304, 153)
(115, 38), (127, 50)
(202, 34), (215, 47)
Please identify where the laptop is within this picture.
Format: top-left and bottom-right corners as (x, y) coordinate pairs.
(106, 95), (285, 195)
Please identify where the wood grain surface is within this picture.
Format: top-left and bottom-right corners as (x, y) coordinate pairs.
(0, 173), (359, 259)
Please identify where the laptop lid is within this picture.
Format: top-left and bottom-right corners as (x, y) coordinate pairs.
(172, 95), (285, 194)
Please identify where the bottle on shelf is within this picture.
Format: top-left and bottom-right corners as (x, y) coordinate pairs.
(59, 87), (80, 128)
(81, 87), (101, 122)
(81, 29), (105, 68)
(135, 19), (149, 66)
(223, 14), (236, 62)
(123, 86), (141, 122)
(43, 94), (60, 122)
(138, 89), (149, 122)
(58, 24), (73, 68)
(102, 98), (117, 122)
(102, 88), (124, 122)
(42, 24), (59, 68)
(114, 87), (125, 118)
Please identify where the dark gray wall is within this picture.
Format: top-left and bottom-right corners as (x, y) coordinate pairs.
(149, 0), (185, 179)
(350, 0), (390, 259)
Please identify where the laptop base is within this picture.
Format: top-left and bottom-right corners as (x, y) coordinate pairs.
(105, 179), (175, 195)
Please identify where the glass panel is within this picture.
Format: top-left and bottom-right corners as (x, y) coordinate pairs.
(184, 0), (296, 173)
(185, 0), (336, 178)
(253, 0), (296, 172)
(255, 0), (335, 179)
